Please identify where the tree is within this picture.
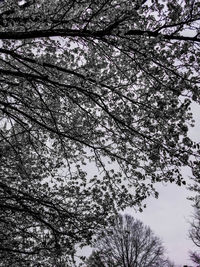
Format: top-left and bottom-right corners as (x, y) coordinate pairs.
(0, 0), (200, 265)
(85, 251), (107, 267)
(85, 214), (174, 267)
(190, 252), (200, 267)
(189, 199), (200, 267)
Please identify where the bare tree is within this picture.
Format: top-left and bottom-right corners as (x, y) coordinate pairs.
(189, 199), (200, 267)
(86, 214), (173, 267)
(189, 203), (200, 248)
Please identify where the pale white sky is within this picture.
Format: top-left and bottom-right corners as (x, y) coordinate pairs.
(125, 102), (200, 266)
(126, 183), (195, 266)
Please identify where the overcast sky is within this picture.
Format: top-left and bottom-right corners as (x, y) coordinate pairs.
(125, 103), (200, 266)
(126, 183), (195, 266)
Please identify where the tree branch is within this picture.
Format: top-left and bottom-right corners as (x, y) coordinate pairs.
(125, 29), (200, 42)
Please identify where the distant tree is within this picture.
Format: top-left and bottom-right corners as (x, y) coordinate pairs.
(189, 199), (200, 267)
(190, 252), (200, 267)
(85, 214), (173, 267)
(0, 0), (200, 265)
(189, 201), (200, 248)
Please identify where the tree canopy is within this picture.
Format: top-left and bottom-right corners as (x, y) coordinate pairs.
(0, 0), (200, 265)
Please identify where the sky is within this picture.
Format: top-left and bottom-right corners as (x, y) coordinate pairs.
(126, 183), (195, 266)
(125, 102), (200, 266)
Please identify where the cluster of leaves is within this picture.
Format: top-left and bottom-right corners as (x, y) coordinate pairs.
(0, 0), (200, 265)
